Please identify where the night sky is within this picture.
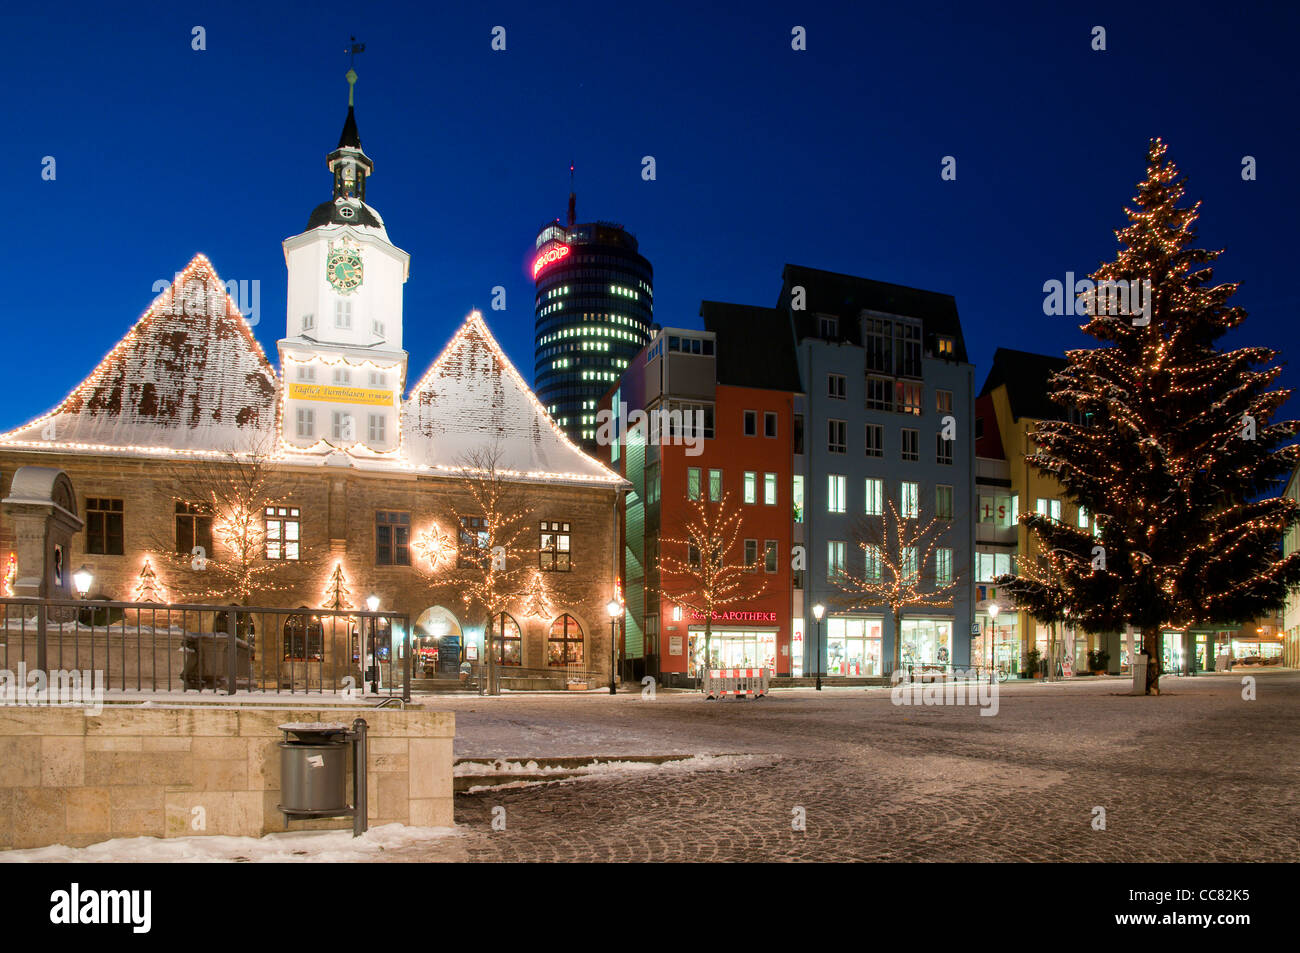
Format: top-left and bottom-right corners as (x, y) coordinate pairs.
(4, 0), (1297, 429)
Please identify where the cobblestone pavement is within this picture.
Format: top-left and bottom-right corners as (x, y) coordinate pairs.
(390, 671), (1300, 862)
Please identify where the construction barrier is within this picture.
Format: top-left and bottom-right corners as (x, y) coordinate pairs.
(702, 668), (771, 699)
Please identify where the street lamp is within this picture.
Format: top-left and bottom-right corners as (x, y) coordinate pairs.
(72, 565), (93, 599)
(987, 602), (1000, 679)
(812, 603), (825, 691)
(365, 595), (380, 694)
(606, 599), (624, 695)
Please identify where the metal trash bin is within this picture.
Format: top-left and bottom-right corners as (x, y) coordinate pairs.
(278, 723), (351, 815)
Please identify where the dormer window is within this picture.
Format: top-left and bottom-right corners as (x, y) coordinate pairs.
(938, 336), (955, 357)
(819, 315), (838, 338)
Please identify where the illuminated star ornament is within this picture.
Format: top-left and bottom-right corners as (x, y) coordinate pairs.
(413, 523), (455, 571)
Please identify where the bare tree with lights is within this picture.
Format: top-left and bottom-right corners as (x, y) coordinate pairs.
(832, 497), (962, 676)
(659, 492), (766, 674)
(1002, 138), (1300, 695)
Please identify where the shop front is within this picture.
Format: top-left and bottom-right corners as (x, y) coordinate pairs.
(688, 627), (778, 673)
(974, 611), (1019, 676)
(900, 618), (954, 668)
(825, 616), (883, 676)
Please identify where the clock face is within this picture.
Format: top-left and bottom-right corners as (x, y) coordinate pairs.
(326, 246), (364, 295)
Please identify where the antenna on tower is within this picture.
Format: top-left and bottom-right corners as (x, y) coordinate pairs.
(567, 161), (576, 227)
(344, 36), (365, 106)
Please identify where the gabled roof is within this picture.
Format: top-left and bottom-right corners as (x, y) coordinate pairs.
(403, 311), (626, 486)
(778, 264), (969, 363)
(978, 347), (1070, 422)
(0, 254), (279, 456)
(699, 300), (803, 393)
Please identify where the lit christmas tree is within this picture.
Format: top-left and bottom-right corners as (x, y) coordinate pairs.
(2, 552), (15, 597)
(132, 556), (168, 603)
(1001, 139), (1300, 695)
(322, 563), (352, 610)
(521, 570), (554, 619)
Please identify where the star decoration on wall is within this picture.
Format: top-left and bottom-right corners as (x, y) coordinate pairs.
(413, 523), (455, 572)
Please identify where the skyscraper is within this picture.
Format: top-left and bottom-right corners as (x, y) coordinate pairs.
(533, 183), (653, 450)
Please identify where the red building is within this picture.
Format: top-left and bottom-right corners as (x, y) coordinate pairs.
(601, 304), (803, 684)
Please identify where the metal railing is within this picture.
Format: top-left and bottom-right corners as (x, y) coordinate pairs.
(0, 597), (410, 699)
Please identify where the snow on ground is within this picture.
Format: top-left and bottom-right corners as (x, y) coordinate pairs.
(461, 754), (764, 793)
(1, 824), (459, 864)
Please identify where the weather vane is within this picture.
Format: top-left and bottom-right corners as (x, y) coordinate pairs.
(345, 36), (365, 106)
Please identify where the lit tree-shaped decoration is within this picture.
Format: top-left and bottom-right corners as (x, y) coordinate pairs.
(833, 497), (960, 676)
(412, 523), (455, 573)
(1000, 139), (1300, 695)
(660, 492), (766, 672)
(322, 563), (352, 610)
(2, 552), (15, 598)
(522, 571), (554, 620)
(132, 556), (169, 604)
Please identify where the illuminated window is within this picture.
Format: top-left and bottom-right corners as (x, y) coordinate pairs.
(547, 614), (584, 666)
(865, 479), (883, 516)
(709, 469), (722, 501)
(264, 506), (301, 561)
(901, 482), (919, 519)
(764, 473), (777, 506)
(936, 485), (954, 520)
(687, 468), (701, 500)
(539, 520), (571, 571)
(744, 472), (757, 504)
(828, 474), (847, 514)
(828, 541), (846, 580)
(936, 548), (953, 584)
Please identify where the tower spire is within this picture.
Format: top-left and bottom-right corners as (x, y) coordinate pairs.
(567, 161), (576, 227)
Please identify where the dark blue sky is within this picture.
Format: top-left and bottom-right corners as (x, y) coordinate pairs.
(5, 0), (1297, 427)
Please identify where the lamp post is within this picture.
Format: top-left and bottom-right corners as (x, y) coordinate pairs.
(365, 594), (380, 694)
(606, 599), (623, 695)
(812, 603), (825, 691)
(73, 565), (93, 599)
(987, 602), (1000, 680)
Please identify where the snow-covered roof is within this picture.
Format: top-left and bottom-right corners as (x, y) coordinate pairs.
(403, 311), (624, 485)
(0, 256), (626, 488)
(0, 254), (279, 457)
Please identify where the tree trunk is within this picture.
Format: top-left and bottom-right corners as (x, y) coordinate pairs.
(1142, 624), (1161, 695)
(891, 607), (902, 676)
(703, 616), (713, 678)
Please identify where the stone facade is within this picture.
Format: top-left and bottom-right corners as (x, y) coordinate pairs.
(0, 705), (454, 850)
(0, 450), (621, 681)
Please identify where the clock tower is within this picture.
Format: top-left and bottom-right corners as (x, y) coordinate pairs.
(278, 68), (410, 457)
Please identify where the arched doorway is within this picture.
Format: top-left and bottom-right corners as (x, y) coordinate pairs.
(414, 606), (464, 677)
(547, 614), (585, 667)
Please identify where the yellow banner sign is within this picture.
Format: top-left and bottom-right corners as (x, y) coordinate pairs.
(287, 382), (393, 406)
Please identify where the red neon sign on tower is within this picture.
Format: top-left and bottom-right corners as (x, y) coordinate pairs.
(532, 242), (571, 279)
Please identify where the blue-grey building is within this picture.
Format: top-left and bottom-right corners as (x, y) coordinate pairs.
(715, 265), (976, 678)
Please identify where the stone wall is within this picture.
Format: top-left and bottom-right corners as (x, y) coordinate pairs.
(0, 705), (454, 850)
(0, 451), (621, 680)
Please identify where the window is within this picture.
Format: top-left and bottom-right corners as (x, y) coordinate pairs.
(458, 516), (489, 566)
(936, 390), (953, 414)
(937, 432), (954, 465)
(828, 374), (846, 399)
(744, 410), (757, 436)
(977, 551), (1015, 582)
(372, 319), (385, 338)
(547, 614), (584, 666)
(744, 539), (759, 572)
(865, 317), (891, 373)
(295, 408), (315, 438)
(331, 412), (350, 441)
(375, 511), (411, 566)
(688, 543), (701, 567)
(708, 469), (722, 502)
(793, 475), (804, 523)
(866, 377), (894, 411)
(296, 364), (316, 382)
(901, 428), (919, 462)
(902, 546), (919, 584)
(901, 482), (919, 519)
(85, 498), (124, 556)
(897, 381), (923, 415)
(827, 541), (847, 580)
(936, 485), (954, 520)
(646, 464), (661, 505)
(264, 506), (301, 560)
(175, 502), (213, 558)
(935, 547), (953, 585)
(819, 315), (839, 338)
(367, 414), (386, 443)
(764, 412), (778, 438)
(864, 478), (883, 516)
(1078, 505), (1090, 529)
(687, 467), (701, 501)
(539, 521), (571, 571)
(302, 313), (315, 331)
(864, 544), (882, 581)
(828, 474), (847, 514)
(492, 615), (522, 666)
(283, 612), (323, 660)
(828, 419), (847, 453)
(764, 540), (778, 573)
(333, 367), (351, 385)
(793, 414), (804, 454)
(980, 493), (1018, 528)
(937, 336), (955, 357)
(895, 321), (922, 377)
(334, 299), (352, 329)
(865, 423), (883, 458)
(1036, 498), (1062, 522)
(368, 370), (386, 388)
(763, 473), (777, 506)
(744, 472), (757, 504)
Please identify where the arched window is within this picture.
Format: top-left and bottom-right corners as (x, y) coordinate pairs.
(214, 606), (256, 656)
(283, 609), (323, 660)
(547, 614), (584, 666)
(492, 613), (522, 667)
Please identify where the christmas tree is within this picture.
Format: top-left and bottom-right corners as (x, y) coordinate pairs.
(322, 563), (352, 610)
(2, 552), (14, 598)
(1001, 139), (1300, 695)
(132, 556), (168, 603)
(521, 571), (554, 619)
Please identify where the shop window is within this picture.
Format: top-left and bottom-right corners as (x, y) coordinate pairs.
(548, 614), (584, 666)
